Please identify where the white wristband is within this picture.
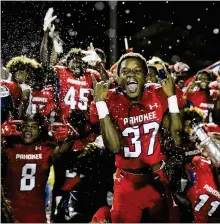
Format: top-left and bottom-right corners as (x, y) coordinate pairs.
(168, 95), (180, 113)
(96, 101), (109, 119)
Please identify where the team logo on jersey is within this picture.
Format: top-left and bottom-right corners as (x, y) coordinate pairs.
(149, 103), (158, 110)
(35, 145), (42, 151)
(0, 86), (10, 98)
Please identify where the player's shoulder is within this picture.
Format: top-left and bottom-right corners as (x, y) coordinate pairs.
(34, 142), (54, 155)
(204, 123), (220, 133)
(192, 156), (212, 168)
(106, 88), (123, 102)
(53, 65), (69, 75)
(42, 85), (54, 94)
(144, 86), (165, 99)
(85, 68), (101, 79)
(54, 65), (67, 70)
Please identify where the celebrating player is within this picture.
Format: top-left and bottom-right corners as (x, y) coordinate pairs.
(90, 52), (185, 222)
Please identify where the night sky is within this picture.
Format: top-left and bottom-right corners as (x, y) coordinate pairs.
(1, 1), (220, 74)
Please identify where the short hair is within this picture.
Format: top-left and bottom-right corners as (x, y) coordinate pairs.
(183, 107), (204, 124)
(95, 48), (106, 60)
(6, 56), (40, 81)
(116, 52), (148, 76)
(65, 48), (83, 65)
(196, 69), (218, 82)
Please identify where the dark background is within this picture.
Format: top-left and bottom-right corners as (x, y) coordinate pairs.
(1, 1), (220, 74)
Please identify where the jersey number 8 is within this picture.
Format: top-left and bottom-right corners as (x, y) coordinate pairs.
(20, 163), (36, 191)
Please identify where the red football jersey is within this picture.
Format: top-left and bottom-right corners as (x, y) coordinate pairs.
(3, 143), (53, 223)
(92, 206), (111, 223)
(30, 86), (57, 117)
(1, 80), (22, 105)
(54, 66), (101, 119)
(187, 89), (218, 122)
(54, 66), (101, 151)
(186, 156), (220, 223)
(204, 123), (220, 133)
(90, 88), (185, 169)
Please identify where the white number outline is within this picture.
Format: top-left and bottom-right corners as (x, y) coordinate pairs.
(122, 122), (160, 158)
(31, 103), (45, 114)
(195, 194), (220, 217)
(20, 163), (37, 191)
(64, 86), (89, 110)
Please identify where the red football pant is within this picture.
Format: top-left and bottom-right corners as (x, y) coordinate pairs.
(111, 168), (178, 223)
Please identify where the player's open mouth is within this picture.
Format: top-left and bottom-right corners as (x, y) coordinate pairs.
(24, 132), (32, 138)
(127, 81), (138, 93)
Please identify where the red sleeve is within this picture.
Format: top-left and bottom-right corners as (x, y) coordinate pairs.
(90, 101), (99, 125)
(184, 74), (196, 87)
(209, 81), (218, 90)
(176, 85), (187, 109)
(86, 68), (101, 81)
(91, 206), (111, 223)
(11, 82), (22, 104)
(204, 123), (220, 133)
(154, 86), (186, 113)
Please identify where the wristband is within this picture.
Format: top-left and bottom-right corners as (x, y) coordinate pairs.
(96, 101), (109, 119)
(168, 95), (180, 113)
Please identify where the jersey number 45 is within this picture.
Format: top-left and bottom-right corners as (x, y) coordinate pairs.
(64, 87), (90, 110)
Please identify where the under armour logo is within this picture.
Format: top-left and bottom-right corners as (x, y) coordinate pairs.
(115, 177), (121, 182)
(35, 146), (42, 151)
(149, 103), (158, 110)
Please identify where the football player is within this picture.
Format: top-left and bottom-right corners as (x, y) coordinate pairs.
(6, 55), (40, 119)
(182, 108), (220, 223)
(185, 69), (219, 122)
(1, 114), (76, 223)
(90, 52), (185, 222)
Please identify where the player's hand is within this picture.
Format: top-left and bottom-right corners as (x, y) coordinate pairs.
(50, 123), (69, 142)
(157, 72), (176, 97)
(1, 120), (23, 137)
(43, 8), (57, 32)
(78, 142), (101, 158)
(81, 50), (102, 67)
(87, 42), (95, 51)
(91, 74), (110, 102)
(173, 62), (189, 73)
(50, 121), (78, 142)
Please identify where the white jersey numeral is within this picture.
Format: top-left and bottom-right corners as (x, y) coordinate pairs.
(20, 163), (37, 191)
(64, 87), (89, 110)
(122, 122), (160, 158)
(32, 104), (45, 114)
(195, 194), (220, 217)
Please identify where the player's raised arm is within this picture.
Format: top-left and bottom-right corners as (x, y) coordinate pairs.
(91, 75), (121, 153)
(40, 8), (63, 68)
(40, 8), (56, 67)
(159, 72), (183, 146)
